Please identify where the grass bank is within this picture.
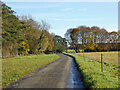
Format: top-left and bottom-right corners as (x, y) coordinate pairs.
(65, 52), (119, 88)
(2, 54), (60, 87)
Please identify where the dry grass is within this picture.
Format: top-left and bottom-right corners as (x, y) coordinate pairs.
(76, 51), (118, 65)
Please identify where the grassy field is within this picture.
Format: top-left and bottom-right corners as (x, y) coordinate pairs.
(77, 51), (118, 65)
(2, 54), (60, 87)
(65, 52), (119, 88)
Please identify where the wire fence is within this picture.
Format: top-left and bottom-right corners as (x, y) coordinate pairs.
(78, 51), (118, 72)
(67, 50), (118, 72)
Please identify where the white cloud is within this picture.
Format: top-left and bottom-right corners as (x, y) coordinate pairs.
(106, 29), (118, 32)
(53, 18), (77, 21)
(78, 8), (87, 12)
(54, 18), (63, 21)
(5, 3), (60, 9)
(87, 17), (104, 21)
(61, 8), (73, 11)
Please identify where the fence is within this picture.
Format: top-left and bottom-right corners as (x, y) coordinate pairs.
(80, 51), (118, 72)
(66, 51), (118, 72)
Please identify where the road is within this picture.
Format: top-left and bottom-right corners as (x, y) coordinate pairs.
(6, 54), (84, 88)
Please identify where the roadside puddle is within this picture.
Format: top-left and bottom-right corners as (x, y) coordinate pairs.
(66, 58), (84, 88)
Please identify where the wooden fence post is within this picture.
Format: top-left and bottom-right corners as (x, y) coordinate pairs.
(101, 54), (103, 72)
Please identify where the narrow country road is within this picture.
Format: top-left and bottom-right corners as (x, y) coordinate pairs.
(6, 54), (84, 88)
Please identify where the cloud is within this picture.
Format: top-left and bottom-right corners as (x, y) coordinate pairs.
(53, 18), (77, 21)
(87, 17), (104, 21)
(6, 3), (60, 9)
(61, 8), (73, 11)
(78, 8), (87, 11)
(106, 29), (118, 32)
(54, 18), (63, 21)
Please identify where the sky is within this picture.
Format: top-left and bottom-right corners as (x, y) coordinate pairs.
(5, 2), (118, 37)
(3, 0), (119, 2)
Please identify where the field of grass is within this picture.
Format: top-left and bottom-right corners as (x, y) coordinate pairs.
(77, 51), (118, 65)
(2, 54), (60, 87)
(65, 52), (119, 88)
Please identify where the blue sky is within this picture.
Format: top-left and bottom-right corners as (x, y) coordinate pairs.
(6, 2), (118, 37)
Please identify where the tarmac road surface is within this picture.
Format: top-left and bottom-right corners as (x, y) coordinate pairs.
(5, 54), (84, 88)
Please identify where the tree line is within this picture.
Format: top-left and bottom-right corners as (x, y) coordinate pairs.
(65, 26), (119, 53)
(1, 2), (67, 58)
(1, 2), (119, 58)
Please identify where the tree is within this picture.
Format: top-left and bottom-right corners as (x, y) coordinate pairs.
(77, 26), (90, 45)
(18, 41), (30, 55)
(40, 20), (50, 31)
(65, 26), (91, 52)
(2, 2), (22, 57)
(19, 15), (42, 54)
(53, 35), (67, 53)
(65, 28), (80, 52)
(2, 2), (56, 57)
(90, 26), (100, 44)
(109, 31), (118, 50)
(65, 25), (118, 52)
(38, 30), (54, 53)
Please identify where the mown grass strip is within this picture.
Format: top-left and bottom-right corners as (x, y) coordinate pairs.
(64, 53), (118, 88)
(2, 54), (60, 87)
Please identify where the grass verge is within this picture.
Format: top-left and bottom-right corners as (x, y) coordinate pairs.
(2, 54), (60, 87)
(64, 53), (119, 88)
